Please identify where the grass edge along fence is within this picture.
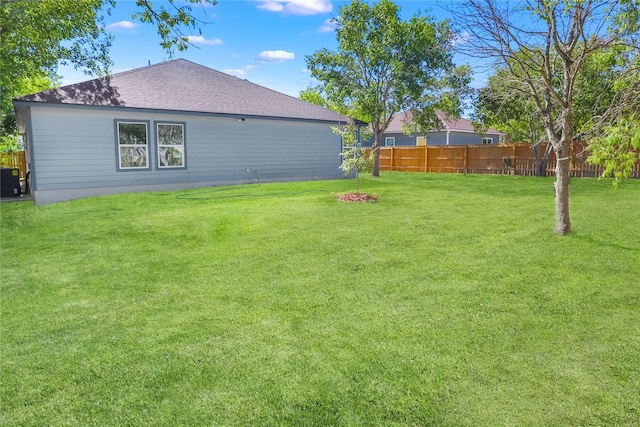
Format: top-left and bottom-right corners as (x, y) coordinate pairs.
(378, 142), (640, 178)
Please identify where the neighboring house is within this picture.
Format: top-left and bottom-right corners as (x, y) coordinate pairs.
(13, 59), (351, 205)
(381, 110), (504, 147)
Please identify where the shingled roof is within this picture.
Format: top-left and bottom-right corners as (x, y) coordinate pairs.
(14, 59), (350, 123)
(385, 110), (503, 135)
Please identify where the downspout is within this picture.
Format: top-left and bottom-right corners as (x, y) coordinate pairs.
(446, 130), (451, 146)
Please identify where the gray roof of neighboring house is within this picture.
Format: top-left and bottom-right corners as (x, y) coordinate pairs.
(13, 59), (350, 123)
(385, 110), (503, 135)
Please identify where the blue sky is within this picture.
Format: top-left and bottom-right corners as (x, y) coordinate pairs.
(58, 0), (482, 99)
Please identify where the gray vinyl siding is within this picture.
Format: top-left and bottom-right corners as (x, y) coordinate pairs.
(29, 105), (343, 203)
(383, 133), (415, 146)
(438, 131), (485, 145)
(426, 132), (447, 145)
(379, 130), (503, 146)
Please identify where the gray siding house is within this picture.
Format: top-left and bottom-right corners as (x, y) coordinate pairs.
(13, 59), (351, 205)
(381, 111), (504, 147)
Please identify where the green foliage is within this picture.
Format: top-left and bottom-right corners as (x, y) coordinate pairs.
(585, 48), (640, 184)
(474, 46), (634, 144)
(299, 86), (328, 108)
(334, 121), (373, 193)
(457, 0), (639, 234)
(0, 134), (21, 153)
(306, 0), (471, 175)
(0, 0), (110, 136)
(298, 85), (357, 117)
(1, 73), (58, 137)
(132, 0), (217, 53)
(0, 0), (215, 136)
(473, 68), (544, 142)
(588, 115), (640, 185)
(338, 145), (373, 187)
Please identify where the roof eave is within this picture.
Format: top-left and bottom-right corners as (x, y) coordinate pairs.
(11, 100), (353, 125)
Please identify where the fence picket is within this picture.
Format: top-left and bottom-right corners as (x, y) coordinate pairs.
(0, 151), (27, 179)
(377, 142), (640, 178)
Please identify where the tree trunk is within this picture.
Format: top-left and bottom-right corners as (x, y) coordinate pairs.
(371, 132), (382, 177)
(554, 146), (571, 235)
(534, 143), (553, 176)
(371, 145), (380, 177)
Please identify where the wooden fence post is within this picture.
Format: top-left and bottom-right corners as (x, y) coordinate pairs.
(390, 146), (394, 171)
(463, 146), (468, 175)
(424, 146), (428, 173)
(424, 143), (429, 172)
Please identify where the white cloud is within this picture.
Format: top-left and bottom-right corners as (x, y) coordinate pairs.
(256, 50), (295, 63)
(186, 35), (223, 46)
(256, 0), (332, 15)
(319, 18), (337, 33)
(225, 68), (248, 76)
(257, 1), (284, 12)
(223, 65), (256, 76)
(453, 30), (471, 46)
(286, 0), (332, 15)
(106, 21), (138, 31)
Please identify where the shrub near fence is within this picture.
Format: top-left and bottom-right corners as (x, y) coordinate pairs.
(378, 142), (640, 178)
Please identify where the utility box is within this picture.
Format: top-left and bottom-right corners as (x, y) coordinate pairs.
(0, 168), (21, 197)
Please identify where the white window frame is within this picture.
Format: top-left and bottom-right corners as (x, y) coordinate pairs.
(385, 137), (395, 147)
(482, 137), (493, 144)
(156, 122), (186, 169)
(416, 136), (426, 146)
(116, 121), (150, 170)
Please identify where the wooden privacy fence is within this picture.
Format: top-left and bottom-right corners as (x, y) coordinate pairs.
(0, 151), (27, 179)
(378, 142), (640, 178)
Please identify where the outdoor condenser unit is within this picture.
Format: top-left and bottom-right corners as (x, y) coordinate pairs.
(0, 168), (21, 198)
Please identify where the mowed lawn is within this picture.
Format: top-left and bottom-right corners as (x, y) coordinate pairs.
(1, 172), (639, 426)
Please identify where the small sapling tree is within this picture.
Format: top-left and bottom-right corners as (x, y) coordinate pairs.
(334, 121), (373, 197)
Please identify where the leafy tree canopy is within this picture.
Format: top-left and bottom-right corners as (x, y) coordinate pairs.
(586, 50), (640, 184)
(453, 0), (639, 234)
(0, 0), (216, 136)
(473, 67), (545, 143)
(474, 45), (634, 143)
(305, 0), (471, 176)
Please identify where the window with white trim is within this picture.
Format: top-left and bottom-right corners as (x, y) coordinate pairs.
(385, 137), (395, 147)
(482, 137), (493, 144)
(117, 121), (149, 169)
(156, 122), (185, 168)
(416, 136), (426, 146)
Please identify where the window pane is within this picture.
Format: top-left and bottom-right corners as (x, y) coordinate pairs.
(120, 147), (148, 168)
(119, 123), (147, 145)
(158, 124), (184, 145)
(159, 146), (183, 167)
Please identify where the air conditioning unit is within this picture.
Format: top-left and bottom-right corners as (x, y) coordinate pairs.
(1, 168), (21, 197)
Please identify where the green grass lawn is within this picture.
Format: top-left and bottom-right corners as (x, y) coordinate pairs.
(1, 172), (639, 426)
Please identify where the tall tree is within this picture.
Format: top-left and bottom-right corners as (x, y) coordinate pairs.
(474, 70), (553, 177)
(453, 0), (639, 235)
(473, 67), (546, 143)
(475, 49), (628, 144)
(306, 0), (471, 177)
(0, 0), (215, 136)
